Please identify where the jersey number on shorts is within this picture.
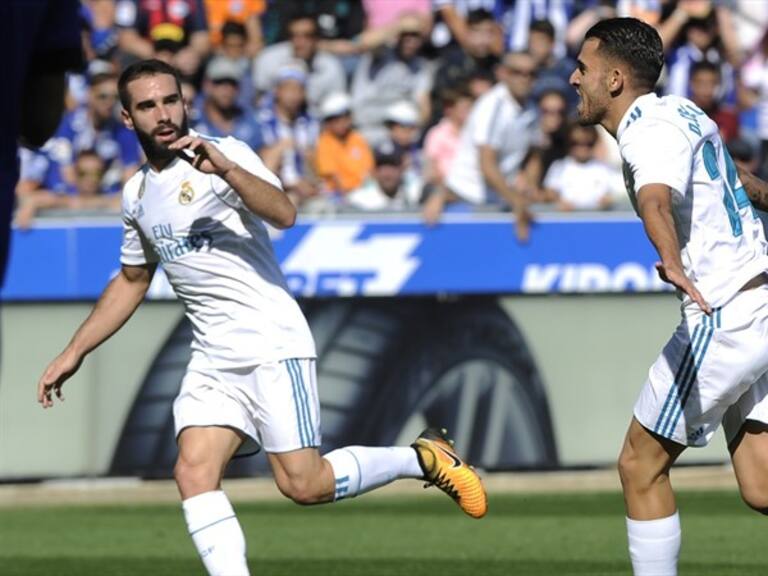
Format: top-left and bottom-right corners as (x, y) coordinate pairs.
(702, 140), (753, 237)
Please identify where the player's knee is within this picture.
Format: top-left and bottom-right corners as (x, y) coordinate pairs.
(617, 444), (654, 492)
(174, 456), (220, 497)
(739, 484), (768, 515)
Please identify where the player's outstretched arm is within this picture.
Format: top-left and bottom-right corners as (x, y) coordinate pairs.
(637, 183), (712, 315)
(736, 165), (768, 212)
(169, 135), (296, 229)
(37, 263), (156, 408)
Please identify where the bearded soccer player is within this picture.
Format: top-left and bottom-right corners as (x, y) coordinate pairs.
(571, 18), (768, 575)
(37, 59), (487, 576)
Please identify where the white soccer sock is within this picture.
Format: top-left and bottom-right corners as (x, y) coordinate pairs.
(626, 511), (681, 576)
(182, 490), (250, 576)
(324, 446), (423, 500)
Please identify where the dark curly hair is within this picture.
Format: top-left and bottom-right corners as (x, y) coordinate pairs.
(118, 59), (182, 110)
(585, 17), (664, 91)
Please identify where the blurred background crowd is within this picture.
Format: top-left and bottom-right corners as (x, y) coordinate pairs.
(14, 0), (768, 227)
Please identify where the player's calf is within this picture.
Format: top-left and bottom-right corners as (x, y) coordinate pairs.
(268, 448), (335, 505)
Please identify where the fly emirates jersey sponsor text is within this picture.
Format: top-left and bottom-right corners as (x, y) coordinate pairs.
(120, 132), (316, 370)
(618, 93), (768, 308)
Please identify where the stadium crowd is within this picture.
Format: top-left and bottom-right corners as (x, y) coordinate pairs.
(14, 0), (768, 228)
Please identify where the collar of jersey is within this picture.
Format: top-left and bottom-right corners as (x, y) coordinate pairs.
(616, 92), (658, 142)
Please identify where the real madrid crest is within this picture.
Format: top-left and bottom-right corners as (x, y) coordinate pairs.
(179, 180), (195, 205)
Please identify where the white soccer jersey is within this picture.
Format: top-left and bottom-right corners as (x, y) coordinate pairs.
(618, 93), (768, 308)
(120, 131), (316, 370)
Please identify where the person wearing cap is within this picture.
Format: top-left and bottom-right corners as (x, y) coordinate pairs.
(315, 92), (374, 195)
(346, 141), (423, 211)
(115, 0), (210, 61)
(193, 57), (263, 153)
(350, 12), (433, 147)
(257, 64), (320, 203)
(253, 12), (345, 118)
(383, 100), (423, 176)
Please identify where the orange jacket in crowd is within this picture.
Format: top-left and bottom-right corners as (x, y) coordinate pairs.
(315, 130), (374, 194)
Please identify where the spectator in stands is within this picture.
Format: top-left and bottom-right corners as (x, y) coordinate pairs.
(260, 1), (366, 48)
(253, 12), (346, 117)
(430, 9), (500, 123)
(565, 1), (661, 54)
(315, 92), (374, 196)
(15, 150), (119, 229)
(81, 0), (120, 60)
(422, 87), (473, 224)
(741, 30), (768, 178)
(383, 100), (422, 177)
(503, 0), (570, 58)
(212, 21), (256, 108)
(523, 89), (569, 197)
(258, 64), (320, 203)
(659, 3), (739, 103)
(193, 57), (263, 152)
(430, 0), (503, 56)
(205, 0), (264, 58)
(540, 123), (621, 211)
(689, 61), (739, 143)
(180, 79), (200, 124)
(351, 13), (433, 147)
(443, 51), (538, 240)
(528, 19), (577, 110)
(346, 142), (423, 211)
(115, 0), (210, 61)
(48, 71), (140, 193)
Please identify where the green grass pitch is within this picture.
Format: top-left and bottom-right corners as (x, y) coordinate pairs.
(1, 490), (765, 575)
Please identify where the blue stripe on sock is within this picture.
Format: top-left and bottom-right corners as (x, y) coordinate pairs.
(285, 360), (307, 447)
(189, 514), (237, 536)
(344, 448), (363, 496)
(293, 359), (316, 447)
(654, 323), (702, 435)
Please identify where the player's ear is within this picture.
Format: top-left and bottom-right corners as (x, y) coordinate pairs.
(121, 107), (134, 131)
(607, 67), (624, 95)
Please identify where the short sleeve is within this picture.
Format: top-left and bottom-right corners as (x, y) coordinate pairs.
(620, 119), (692, 196)
(543, 159), (564, 192)
(209, 137), (283, 210)
(120, 212), (158, 267)
(470, 95), (505, 149)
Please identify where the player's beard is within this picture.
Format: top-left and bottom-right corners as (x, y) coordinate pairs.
(576, 87), (608, 126)
(136, 110), (190, 164)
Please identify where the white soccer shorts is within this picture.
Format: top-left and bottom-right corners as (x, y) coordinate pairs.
(635, 283), (768, 446)
(173, 358), (321, 455)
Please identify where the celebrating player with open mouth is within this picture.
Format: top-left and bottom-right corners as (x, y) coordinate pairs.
(36, 59), (487, 576)
(571, 17), (768, 576)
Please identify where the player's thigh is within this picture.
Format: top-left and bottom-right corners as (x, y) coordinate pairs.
(176, 426), (244, 475)
(729, 398), (768, 512)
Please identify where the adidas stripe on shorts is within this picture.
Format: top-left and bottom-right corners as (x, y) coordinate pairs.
(635, 284), (768, 446)
(173, 358), (321, 455)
